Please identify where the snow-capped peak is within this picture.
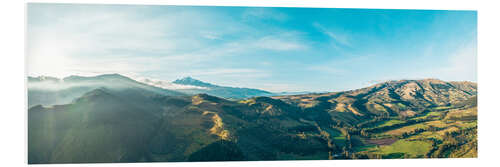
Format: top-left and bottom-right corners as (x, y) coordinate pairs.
(135, 77), (209, 90)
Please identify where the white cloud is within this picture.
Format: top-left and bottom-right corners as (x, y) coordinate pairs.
(135, 77), (210, 90)
(435, 43), (477, 81)
(307, 66), (348, 76)
(200, 31), (221, 40)
(255, 35), (307, 51)
(179, 68), (270, 78)
(313, 22), (351, 47)
(219, 32), (308, 52)
(242, 8), (288, 22)
(27, 7), (176, 77)
(27, 5), (309, 80)
(307, 54), (372, 76)
(387, 41), (477, 83)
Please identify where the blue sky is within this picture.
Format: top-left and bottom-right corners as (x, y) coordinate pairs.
(27, 3), (477, 92)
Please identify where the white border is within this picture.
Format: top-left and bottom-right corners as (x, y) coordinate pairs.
(1, 0), (499, 167)
(22, 0), (481, 10)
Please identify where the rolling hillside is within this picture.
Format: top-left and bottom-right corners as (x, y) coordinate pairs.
(28, 88), (330, 163)
(28, 76), (477, 163)
(273, 79), (477, 125)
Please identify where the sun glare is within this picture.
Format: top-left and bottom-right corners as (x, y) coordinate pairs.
(27, 38), (73, 78)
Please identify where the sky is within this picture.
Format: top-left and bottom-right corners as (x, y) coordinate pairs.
(26, 3), (477, 92)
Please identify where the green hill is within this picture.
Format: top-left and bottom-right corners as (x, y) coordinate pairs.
(29, 88), (330, 163)
(28, 77), (477, 163)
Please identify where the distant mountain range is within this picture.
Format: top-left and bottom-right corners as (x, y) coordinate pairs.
(28, 74), (299, 107)
(27, 74), (477, 163)
(173, 76), (217, 88)
(27, 74), (185, 107)
(138, 76), (275, 99)
(138, 77), (210, 90)
(171, 76), (274, 99)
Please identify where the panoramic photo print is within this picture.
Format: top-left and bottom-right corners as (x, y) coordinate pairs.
(27, 3), (477, 164)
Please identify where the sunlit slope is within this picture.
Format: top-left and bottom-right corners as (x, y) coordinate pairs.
(28, 89), (331, 163)
(274, 79), (477, 126)
(28, 88), (171, 163)
(28, 78), (477, 163)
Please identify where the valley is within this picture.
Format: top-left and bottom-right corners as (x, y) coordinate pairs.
(27, 74), (477, 163)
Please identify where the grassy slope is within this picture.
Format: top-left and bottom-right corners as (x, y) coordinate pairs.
(29, 88), (165, 163)
(352, 101), (477, 159)
(373, 140), (432, 158)
(28, 79), (477, 163)
(29, 91), (333, 163)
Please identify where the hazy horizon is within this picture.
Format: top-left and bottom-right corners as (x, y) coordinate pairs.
(27, 4), (477, 92)
(26, 73), (477, 94)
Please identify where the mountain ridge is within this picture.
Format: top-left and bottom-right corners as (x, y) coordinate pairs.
(170, 76), (273, 99)
(273, 78), (476, 125)
(173, 76), (217, 88)
(28, 75), (478, 163)
(27, 74), (185, 107)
